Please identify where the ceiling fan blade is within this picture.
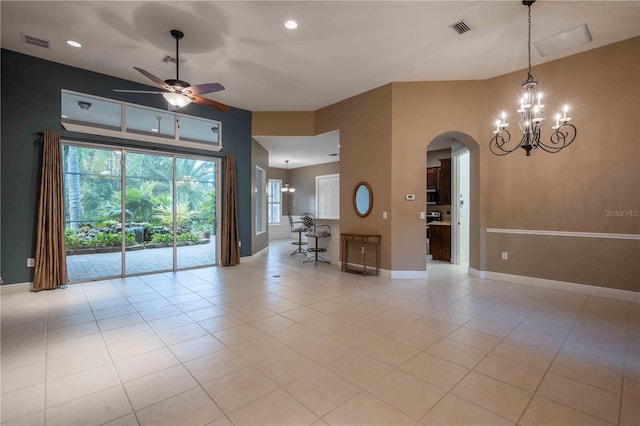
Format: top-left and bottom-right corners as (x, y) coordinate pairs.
(190, 95), (230, 111)
(187, 83), (225, 96)
(133, 67), (172, 91)
(113, 89), (167, 94)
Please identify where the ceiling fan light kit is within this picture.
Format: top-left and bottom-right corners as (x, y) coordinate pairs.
(114, 29), (229, 111)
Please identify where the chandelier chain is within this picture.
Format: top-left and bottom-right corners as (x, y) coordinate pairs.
(527, 4), (533, 82)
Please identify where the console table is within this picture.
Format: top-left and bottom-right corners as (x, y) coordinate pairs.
(340, 233), (381, 276)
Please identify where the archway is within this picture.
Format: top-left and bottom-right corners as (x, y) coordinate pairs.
(426, 131), (481, 272)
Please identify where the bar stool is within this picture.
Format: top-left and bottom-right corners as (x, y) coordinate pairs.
(289, 215), (308, 256)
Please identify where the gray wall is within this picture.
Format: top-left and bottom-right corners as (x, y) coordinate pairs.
(251, 139), (269, 254)
(290, 162), (340, 215)
(1, 49), (253, 284)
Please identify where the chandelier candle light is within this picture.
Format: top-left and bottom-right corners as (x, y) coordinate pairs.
(490, 0), (577, 156)
(281, 160), (295, 194)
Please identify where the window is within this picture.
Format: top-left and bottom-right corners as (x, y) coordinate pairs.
(61, 90), (222, 152)
(268, 179), (282, 225)
(316, 173), (340, 219)
(255, 166), (266, 234)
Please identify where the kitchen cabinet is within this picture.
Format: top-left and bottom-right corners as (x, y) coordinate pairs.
(437, 158), (451, 205)
(426, 167), (438, 190)
(430, 223), (451, 262)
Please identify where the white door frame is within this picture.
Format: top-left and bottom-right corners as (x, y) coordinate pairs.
(451, 146), (469, 265)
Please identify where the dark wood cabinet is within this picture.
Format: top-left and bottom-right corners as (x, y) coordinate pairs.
(437, 158), (451, 205)
(430, 224), (451, 262)
(426, 167), (438, 190)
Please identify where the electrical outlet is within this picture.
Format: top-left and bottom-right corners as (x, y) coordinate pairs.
(27, 258), (35, 267)
(502, 252), (508, 261)
(420, 211), (426, 219)
(361, 246), (365, 254)
(238, 241), (242, 248)
(382, 211), (388, 219)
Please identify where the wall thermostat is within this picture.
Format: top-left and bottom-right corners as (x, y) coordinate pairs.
(405, 194), (415, 201)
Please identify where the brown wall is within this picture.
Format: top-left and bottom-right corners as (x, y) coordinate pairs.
(315, 85), (394, 270)
(252, 112), (315, 136)
(289, 162), (340, 216)
(253, 37), (640, 291)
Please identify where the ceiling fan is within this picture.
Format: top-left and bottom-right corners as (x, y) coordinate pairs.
(114, 29), (229, 111)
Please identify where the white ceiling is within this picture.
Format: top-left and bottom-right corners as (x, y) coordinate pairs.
(255, 130), (340, 169)
(2, 1), (639, 166)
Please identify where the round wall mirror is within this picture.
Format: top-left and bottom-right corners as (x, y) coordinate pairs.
(353, 182), (373, 217)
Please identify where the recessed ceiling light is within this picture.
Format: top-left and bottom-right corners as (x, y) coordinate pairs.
(66, 40), (82, 48)
(284, 20), (298, 30)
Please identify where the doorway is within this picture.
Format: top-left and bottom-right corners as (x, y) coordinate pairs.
(452, 149), (470, 265)
(63, 142), (220, 282)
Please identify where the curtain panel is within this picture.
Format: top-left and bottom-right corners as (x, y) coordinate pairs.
(221, 155), (240, 266)
(32, 131), (67, 290)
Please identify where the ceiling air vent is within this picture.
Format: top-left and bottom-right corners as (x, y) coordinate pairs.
(22, 33), (50, 49)
(449, 19), (472, 35)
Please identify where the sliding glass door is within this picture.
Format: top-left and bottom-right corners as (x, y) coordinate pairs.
(63, 143), (219, 282)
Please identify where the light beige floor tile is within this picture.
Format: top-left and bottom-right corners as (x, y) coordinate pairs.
(115, 347), (180, 383)
(327, 351), (394, 388)
(156, 322), (207, 346)
(411, 317), (459, 336)
(427, 338), (487, 369)
(308, 299), (344, 314)
(107, 333), (166, 361)
(46, 332), (105, 359)
(420, 393), (513, 426)
(537, 373), (621, 424)
(271, 324), (324, 348)
(102, 322), (154, 345)
(284, 368), (360, 416)
(231, 335), (290, 363)
(1, 345), (46, 371)
(123, 365), (198, 410)
(46, 345), (113, 381)
(185, 305), (226, 322)
(137, 387), (223, 426)
(93, 304), (137, 321)
(46, 321), (99, 343)
(206, 415), (235, 426)
(228, 389), (318, 425)
(447, 327), (503, 351)
(492, 339), (556, 370)
(46, 364), (121, 408)
(97, 312), (144, 332)
(327, 326), (381, 348)
(620, 396), (640, 426)
(169, 335), (226, 363)
(520, 395), (616, 426)
(145, 313), (194, 332)
(45, 385), (132, 426)
(508, 327), (565, 353)
(386, 326), (441, 350)
(298, 336), (352, 365)
(102, 413), (139, 426)
(464, 317), (516, 338)
(255, 349), (321, 386)
(1, 410), (44, 426)
(624, 372), (640, 401)
(185, 348), (250, 384)
(474, 353), (546, 392)
(203, 366), (279, 413)
(1, 361), (45, 394)
(400, 352), (468, 391)
(452, 371), (532, 421)
(0, 383), (45, 423)
(280, 306), (325, 323)
(323, 391), (414, 426)
(368, 369), (446, 420)
(559, 340), (626, 371)
(198, 314), (245, 333)
(549, 354), (623, 394)
(359, 337), (421, 367)
(213, 324), (265, 346)
(250, 315), (297, 333)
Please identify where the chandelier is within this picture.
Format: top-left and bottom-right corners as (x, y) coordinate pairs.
(490, 0), (577, 157)
(281, 160), (295, 194)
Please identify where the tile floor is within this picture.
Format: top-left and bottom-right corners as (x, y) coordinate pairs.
(1, 240), (639, 425)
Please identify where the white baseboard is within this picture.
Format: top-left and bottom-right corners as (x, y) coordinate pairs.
(468, 267), (640, 303)
(389, 270), (429, 279)
(0, 282), (32, 293)
(240, 246), (270, 263)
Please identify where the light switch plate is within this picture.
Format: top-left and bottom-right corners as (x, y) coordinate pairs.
(382, 211), (388, 219)
(420, 212), (426, 219)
